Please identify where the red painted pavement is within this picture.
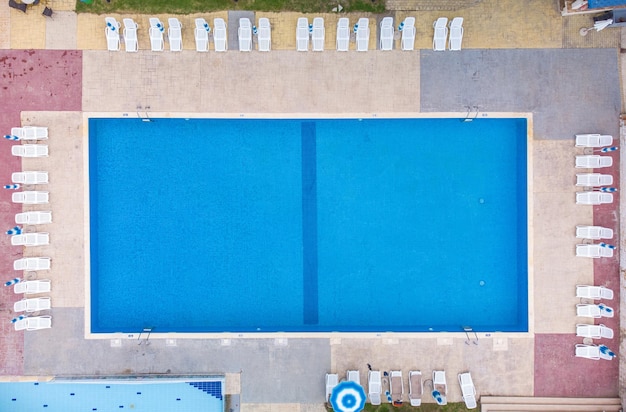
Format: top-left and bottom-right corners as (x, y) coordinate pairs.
(534, 148), (620, 397)
(0, 50), (82, 375)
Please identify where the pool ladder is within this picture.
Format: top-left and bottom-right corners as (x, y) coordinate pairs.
(138, 326), (154, 345)
(463, 326), (479, 345)
(137, 105), (153, 122)
(462, 106), (479, 122)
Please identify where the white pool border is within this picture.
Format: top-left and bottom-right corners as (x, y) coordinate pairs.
(83, 111), (534, 340)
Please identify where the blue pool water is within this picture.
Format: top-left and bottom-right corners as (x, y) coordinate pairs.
(89, 117), (528, 333)
(0, 378), (224, 412)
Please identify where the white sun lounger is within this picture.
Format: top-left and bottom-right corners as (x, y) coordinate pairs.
(11, 127), (48, 141)
(14, 257), (51, 271)
(337, 17), (350, 51)
(123, 18), (139, 52)
(168, 18), (183, 51)
(577, 303), (614, 318)
(105, 17), (121, 51)
(11, 233), (50, 246)
(390, 371), (404, 404)
(576, 192), (613, 205)
(576, 244), (614, 258)
(408, 370), (423, 406)
(448, 17), (464, 51)
(238, 18), (252, 52)
(576, 225), (613, 240)
(347, 370), (360, 385)
(149, 18), (165, 51)
(367, 370), (382, 405)
(296, 17), (309, 51)
(356, 18), (370, 51)
(14, 297), (51, 313)
(401, 17), (416, 50)
(576, 285), (614, 300)
(575, 155), (613, 168)
(433, 17), (448, 51)
(14, 315), (52, 331)
(12, 145), (48, 157)
(12, 171), (48, 185)
(575, 344), (600, 360)
(325, 373), (338, 402)
(194, 18), (209, 52)
(576, 324), (614, 339)
(576, 173), (613, 187)
(15, 211), (52, 225)
(12, 191), (49, 204)
(337, 18), (350, 51)
(575, 134), (613, 147)
(433, 370), (447, 405)
(213, 18), (227, 52)
(14, 279), (51, 294)
(458, 372), (477, 409)
(258, 18), (271, 51)
(379, 17), (394, 50)
(312, 17), (325, 51)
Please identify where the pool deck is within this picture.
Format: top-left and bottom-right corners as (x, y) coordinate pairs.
(0, 0), (623, 410)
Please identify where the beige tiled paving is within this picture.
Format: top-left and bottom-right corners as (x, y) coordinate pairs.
(45, 11), (77, 50)
(10, 8), (46, 50)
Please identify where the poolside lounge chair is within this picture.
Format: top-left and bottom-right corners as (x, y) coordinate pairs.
(16, 211), (52, 225)
(448, 17), (464, 51)
(576, 173), (613, 187)
(194, 18), (209, 52)
(258, 18), (271, 52)
(432, 370), (447, 405)
(14, 297), (51, 313)
(168, 18), (183, 51)
(12, 171), (48, 185)
(14, 315), (52, 331)
(12, 145), (48, 158)
(336, 18), (350, 51)
(11, 233), (50, 247)
(312, 17), (325, 51)
(105, 17), (121, 51)
(368, 370), (382, 405)
(458, 372), (477, 409)
(10, 127), (48, 141)
(401, 17), (416, 51)
(238, 18), (252, 52)
(14, 279), (51, 294)
(576, 324), (614, 339)
(433, 17), (448, 51)
(577, 303), (614, 318)
(575, 155), (613, 168)
(408, 371), (423, 406)
(14, 257), (51, 271)
(149, 18), (165, 51)
(12, 191), (49, 204)
(347, 370), (360, 385)
(576, 191), (613, 205)
(576, 225), (613, 240)
(575, 134), (613, 147)
(575, 344), (600, 360)
(213, 18), (227, 52)
(296, 18), (309, 51)
(123, 18), (139, 52)
(390, 371), (404, 405)
(379, 17), (394, 50)
(356, 18), (370, 51)
(576, 244), (614, 258)
(576, 285), (614, 300)
(325, 373), (338, 402)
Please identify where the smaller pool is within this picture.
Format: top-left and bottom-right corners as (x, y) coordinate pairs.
(0, 377), (224, 412)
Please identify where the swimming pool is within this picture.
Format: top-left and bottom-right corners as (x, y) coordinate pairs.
(88, 116), (529, 333)
(0, 377), (224, 412)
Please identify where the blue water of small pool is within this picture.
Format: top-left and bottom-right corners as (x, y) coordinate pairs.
(89, 117), (528, 333)
(0, 378), (224, 412)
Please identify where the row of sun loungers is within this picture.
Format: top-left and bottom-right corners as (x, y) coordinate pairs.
(105, 16), (464, 52)
(326, 370), (476, 409)
(574, 134), (616, 205)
